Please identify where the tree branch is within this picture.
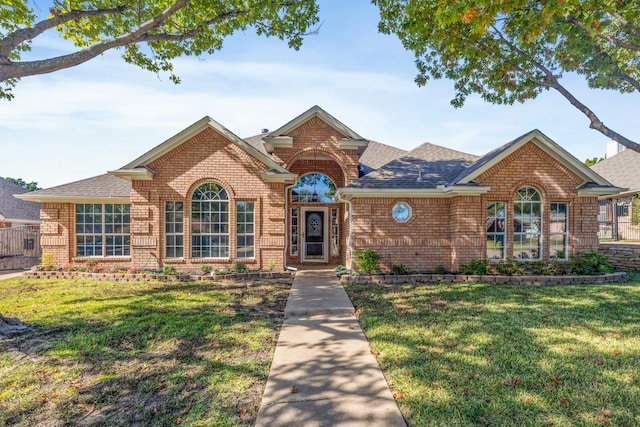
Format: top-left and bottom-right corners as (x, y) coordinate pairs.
(610, 11), (640, 40)
(0, 4), (129, 63)
(490, 26), (640, 152)
(0, 0), (191, 81)
(565, 15), (640, 52)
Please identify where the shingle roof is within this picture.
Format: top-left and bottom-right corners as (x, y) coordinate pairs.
(244, 133), (272, 156)
(359, 140), (408, 175)
(0, 179), (40, 222)
(347, 142), (479, 189)
(590, 149), (640, 194)
(17, 174), (131, 202)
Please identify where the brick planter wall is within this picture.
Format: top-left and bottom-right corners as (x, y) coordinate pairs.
(598, 244), (640, 272)
(341, 272), (628, 285)
(22, 270), (295, 283)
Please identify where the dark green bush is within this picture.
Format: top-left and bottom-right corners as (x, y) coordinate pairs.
(391, 263), (410, 275)
(569, 251), (612, 275)
(495, 258), (525, 276)
(432, 265), (449, 274)
(162, 265), (178, 275)
(459, 259), (490, 275)
(232, 262), (247, 273)
(355, 249), (381, 274)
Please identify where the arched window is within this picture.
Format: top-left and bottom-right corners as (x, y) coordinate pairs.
(191, 183), (229, 258)
(513, 187), (542, 260)
(291, 173), (337, 203)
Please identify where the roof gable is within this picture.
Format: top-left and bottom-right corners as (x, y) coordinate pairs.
(110, 116), (292, 181)
(454, 130), (612, 186)
(266, 105), (366, 141)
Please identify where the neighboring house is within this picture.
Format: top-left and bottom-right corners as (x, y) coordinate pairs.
(590, 148), (640, 240)
(16, 106), (620, 272)
(0, 179), (41, 228)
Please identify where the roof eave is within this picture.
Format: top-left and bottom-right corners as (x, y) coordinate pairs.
(577, 186), (626, 197)
(261, 171), (298, 184)
(336, 185), (490, 199)
(108, 168), (154, 181)
(14, 194), (131, 204)
(262, 136), (293, 154)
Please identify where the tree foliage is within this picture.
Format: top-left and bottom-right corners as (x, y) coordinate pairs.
(374, 0), (640, 152)
(0, 0), (319, 100)
(584, 156), (604, 166)
(2, 176), (41, 191)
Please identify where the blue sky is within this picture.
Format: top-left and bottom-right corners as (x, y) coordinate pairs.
(1, 0), (637, 189)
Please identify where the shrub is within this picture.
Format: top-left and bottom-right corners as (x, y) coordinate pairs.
(459, 259), (489, 275)
(391, 263), (410, 275)
(232, 262), (247, 273)
(267, 258), (277, 273)
(432, 265), (449, 274)
(355, 249), (381, 274)
(126, 267), (140, 275)
(570, 251), (613, 275)
(41, 253), (56, 271)
(162, 265), (178, 275)
(199, 264), (213, 275)
(495, 258), (525, 276)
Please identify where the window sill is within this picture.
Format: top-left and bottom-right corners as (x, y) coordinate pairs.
(73, 256), (131, 262)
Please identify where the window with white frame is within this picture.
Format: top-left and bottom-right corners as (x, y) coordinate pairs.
(191, 183), (229, 258)
(236, 201), (255, 258)
(513, 187), (542, 260)
(486, 202), (506, 260)
(76, 203), (130, 257)
(165, 201), (184, 258)
(550, 202), (568, 259)
(330, 208), (339, 256)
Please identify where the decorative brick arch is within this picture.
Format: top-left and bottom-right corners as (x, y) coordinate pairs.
(186, 177), (237, 200)
(284, 147), (355, 188)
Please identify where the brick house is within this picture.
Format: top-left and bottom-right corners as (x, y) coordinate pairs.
(17, 106), (620, 272)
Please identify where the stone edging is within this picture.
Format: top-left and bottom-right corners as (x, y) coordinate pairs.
(22, 271), (295, 282)
(340, 272), (628, 285)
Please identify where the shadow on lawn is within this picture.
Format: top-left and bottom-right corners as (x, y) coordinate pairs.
(1, 280), (290, 426)
(346, 282), (640, 426)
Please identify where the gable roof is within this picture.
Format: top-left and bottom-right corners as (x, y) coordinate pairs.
(15, 174), (131, 203)
(0, 179), (40, 223)
(453, 130), (614, 188)
(338, 130), (623, 198)
(109, 116), (294, 182)
(590, 148), (640, 197)
(265, 105), (367, 141)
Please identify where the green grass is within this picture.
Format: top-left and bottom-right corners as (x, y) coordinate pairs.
(0, 277), (290, 426)
(345, 274), (640, 426)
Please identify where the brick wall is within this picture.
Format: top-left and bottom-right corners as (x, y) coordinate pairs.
(349, 141), (602, 272)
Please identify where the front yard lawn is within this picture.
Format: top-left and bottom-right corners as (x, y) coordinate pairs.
(0, 277), (290, 426)
(345, 276), (640, 426)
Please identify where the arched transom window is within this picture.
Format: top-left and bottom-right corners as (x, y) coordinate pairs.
(291, 173), (337, 203)
(191, 183), (229, 258)
(513, 186), (542, 260)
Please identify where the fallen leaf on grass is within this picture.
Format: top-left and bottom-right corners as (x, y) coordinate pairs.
(623, 375), (633, 383)
(560, 397), (572, 406)
(239, 407), (247, 415)
(503, 378), (523, 387)
(613, 349), (622, 356)
(371, 349), (380, 356)
(600, 409), (613, 418)
(551, 376), (562, 384)
(392, 388), (403, 399)
(478, 416), (491, 426)
(544, 383), (556, 392)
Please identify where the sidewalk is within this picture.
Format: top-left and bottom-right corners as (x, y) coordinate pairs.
(0, 270), (24, 280)
(255, 268), (406, 427)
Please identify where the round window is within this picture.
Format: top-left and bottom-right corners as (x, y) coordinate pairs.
(392, 202), (412, 223)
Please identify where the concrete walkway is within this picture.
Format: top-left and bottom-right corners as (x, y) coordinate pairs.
(255, 268), (406, 427)
(0, 270), (24, 280)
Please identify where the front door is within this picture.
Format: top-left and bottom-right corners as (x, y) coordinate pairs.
(303, 210), (326, 262)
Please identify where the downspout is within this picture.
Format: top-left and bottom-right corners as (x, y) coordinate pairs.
(284, 181), (298, 271)
(335, 190), (354, 271)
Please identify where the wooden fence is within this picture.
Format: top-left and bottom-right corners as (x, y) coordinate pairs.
(0, 225), (41, 258)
